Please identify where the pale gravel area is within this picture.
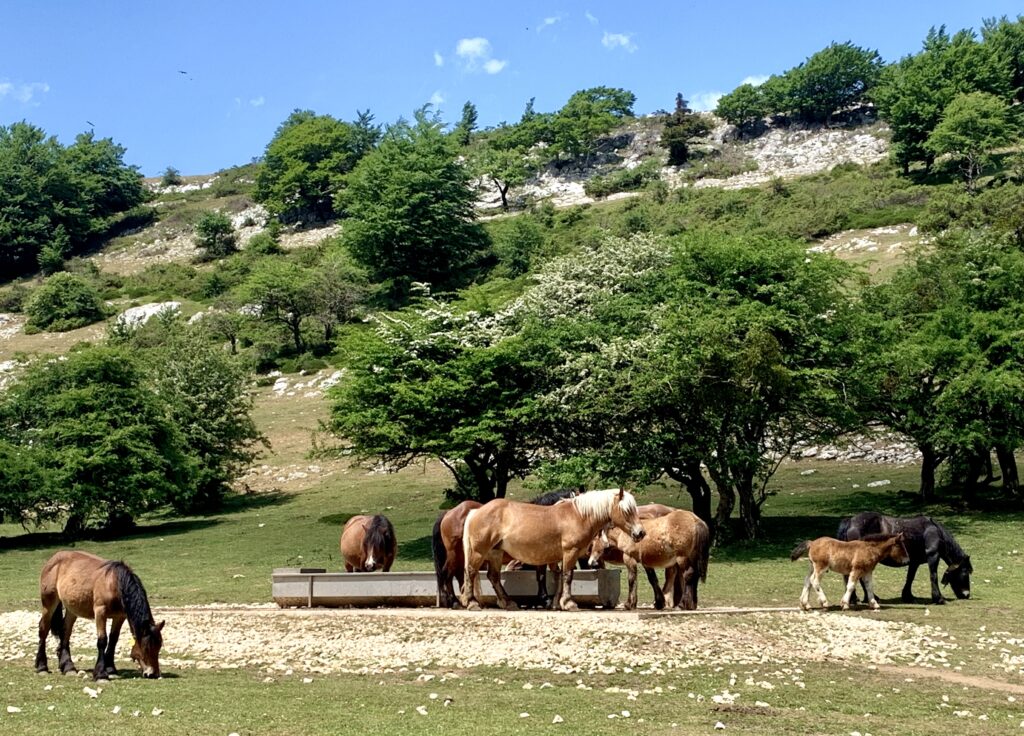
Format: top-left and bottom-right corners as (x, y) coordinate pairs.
(1, 607), (958, 677)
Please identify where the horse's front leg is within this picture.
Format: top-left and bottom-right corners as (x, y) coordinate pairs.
(558, 552), (578, 611)
(841, 573), (859, 610)
(645, 566), (666, 609)
(842, 574), (860, 605)
(926, 555), (945, 604)
(104, 616), (126, 676)
(534, 566), (551, 609)
(902, 562), (921, 603)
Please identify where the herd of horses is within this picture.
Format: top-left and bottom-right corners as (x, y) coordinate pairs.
(31, 491), (974, 682)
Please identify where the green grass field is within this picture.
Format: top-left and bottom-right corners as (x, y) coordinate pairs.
(2, 408), (1023, 734)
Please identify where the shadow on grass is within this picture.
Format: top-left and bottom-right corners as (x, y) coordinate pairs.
(399, 534), (434, 563)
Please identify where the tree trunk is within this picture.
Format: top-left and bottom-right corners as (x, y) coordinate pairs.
(737, 474), (760, 540)
(920, 445), (938, 502)
(288, 318), (304, 353)
(463, 453), (495, 502)
(996, 443), (1020, 496)
(667, 461), (713, 529)
(493, 179), (510, 211)
(710, 472), (735, 540)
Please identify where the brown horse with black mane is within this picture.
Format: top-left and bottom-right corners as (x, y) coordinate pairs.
(36, 550), (164, 680)
(791, 534), (909, 611)
(340, 514), (396, 572)
(460, 488), (645, 611)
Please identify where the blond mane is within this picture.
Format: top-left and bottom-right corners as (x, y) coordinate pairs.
(571, 488), (637, 522)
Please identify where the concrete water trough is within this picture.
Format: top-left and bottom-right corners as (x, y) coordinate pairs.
(271, 568), (621, 609)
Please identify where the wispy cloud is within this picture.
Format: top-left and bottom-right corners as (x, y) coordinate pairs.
(538, 14), (562, 32)
(455, 37), (508, 74)
(601, 32), (637, 53)
(0, 80), (50, 106)
(434, 51), (444, 67)
(249, 96), (265, 108)
(429, 90), (445, 106)
(690, 91), (724, 112)
(585, 11), (598, 24)
(741, 75), (769, 87)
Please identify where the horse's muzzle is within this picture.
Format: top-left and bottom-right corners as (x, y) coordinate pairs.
(631, 528), (646, 542)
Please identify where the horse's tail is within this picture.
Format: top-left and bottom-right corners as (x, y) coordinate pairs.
(49, 602), (64, 642)
(836, 516), (852, 542)
(790, 540), (811, 561)
(431, 512), (447, 587)
(462, 509), (477, 576)
(695, 518), (711, 583)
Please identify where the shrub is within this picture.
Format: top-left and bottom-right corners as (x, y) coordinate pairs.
(193, 211), (238, 260)
(161, 166), (183, 187)
(0, 284), (31, 313)
(24, 272), (107, 332)
(245, 230), (283, 256)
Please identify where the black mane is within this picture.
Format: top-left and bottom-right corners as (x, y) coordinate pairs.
(365, 514), (395, 554)
(529, 489), (578, 506)
(929, 517), (970, 566)
(104, 561), (154, 637)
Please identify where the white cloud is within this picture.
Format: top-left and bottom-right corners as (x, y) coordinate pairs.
(585, 11), (598, 24)
(538, 15), (562, 32)
(0, 80), (49, 105)
(429, 90), (445, 106)
(741, 75), (769, 87)
(456, 37), (491, 61)
(434, 51), (444, 67)
(601, 32), (637, 53)
(690, 91), (724, 112)
(454, 37), (507, 74)
(249, 96), (265, 107)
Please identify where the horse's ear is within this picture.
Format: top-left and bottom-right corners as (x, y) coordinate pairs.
(616, 488), (625, 499)
(156, 620), (165, 632)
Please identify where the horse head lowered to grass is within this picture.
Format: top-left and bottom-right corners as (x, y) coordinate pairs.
(460, 488), (644, 611)
(36, 550), (164, 680)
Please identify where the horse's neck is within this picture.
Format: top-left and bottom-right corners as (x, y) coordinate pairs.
(937, 530), (966, 564)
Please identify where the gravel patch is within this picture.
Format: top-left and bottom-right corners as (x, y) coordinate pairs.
(1, 607), (956, 677)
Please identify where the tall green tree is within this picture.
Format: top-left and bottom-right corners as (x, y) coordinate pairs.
(240, 258), (315, 353)
(786, 41), (883, 123)
(715, 83), (770, 135)
(926, 91), (1015, 189)
(551, 86), (635, 164)
(453, 101), (478, 146)
(661, 93), (711, 165)
(338, 109), (490, 302)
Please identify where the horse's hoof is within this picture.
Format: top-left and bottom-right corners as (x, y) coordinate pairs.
(840, 603), (849, 611)
(62, 669), (78, 676)
(35, 667), (49, 674)
(932, 597), (946, 605)
(466, 601), (481, 611)
(561, 600), (579, 612)
(901, 594), (916, 603)
(500, 601), (520, 611)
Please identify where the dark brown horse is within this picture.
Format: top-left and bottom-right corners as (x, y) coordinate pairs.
(340, 514), (396, 572)
(589, 508), (711, 610)
(461, 488), (645, 611)
(791, 534), (909, 611)
(36, 550), (164, 680)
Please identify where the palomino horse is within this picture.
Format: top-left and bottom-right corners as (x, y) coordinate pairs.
(461, 488), (645, 611)
(837, 512), (972, 604)
(340, 514), (396, 572)
(432, 490), (579, 609)
(790, 533), (909, 611)
(36, 550), (164, 680)
(589, 508), (711, 610)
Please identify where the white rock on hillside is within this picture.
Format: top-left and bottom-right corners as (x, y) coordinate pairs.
(117, 302), (181, 328)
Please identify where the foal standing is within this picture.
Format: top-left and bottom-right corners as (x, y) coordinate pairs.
(790, 534), (909, 611)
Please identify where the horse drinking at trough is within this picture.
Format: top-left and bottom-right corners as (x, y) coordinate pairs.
(460, 488), (645, 611)
(35, 550), (164, 680)
(589, 508), (711, 610)
(790, 534), (909, 611)
(837, 512), (973, 605)
(340, 514), (396, 572)
(431, 490), (579, 609)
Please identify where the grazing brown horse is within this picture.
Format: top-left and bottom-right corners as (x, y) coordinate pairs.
(589, 509), (711, 610)
(791, 534), (909, 611)
(461, 488), (645, 611)
(340, 514), (396, 572)
(35, 550), (164, 680)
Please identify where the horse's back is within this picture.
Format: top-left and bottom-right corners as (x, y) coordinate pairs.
(468, 499), (570, 565)
(41, 550), (114, 618)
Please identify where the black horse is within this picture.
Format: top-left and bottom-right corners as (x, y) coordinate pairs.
(837, 512), (973, 605)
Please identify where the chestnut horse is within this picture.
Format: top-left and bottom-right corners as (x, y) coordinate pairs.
(340, 514), (396, 572)
(36, 550), (164, 680)
(791, 534), (909, 611)
(461, 488), (645, 611)
(432, 490), (581, 609)
(589, 508), (711, 610)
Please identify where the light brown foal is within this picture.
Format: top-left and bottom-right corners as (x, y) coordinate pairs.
(791, 534), (909, 611)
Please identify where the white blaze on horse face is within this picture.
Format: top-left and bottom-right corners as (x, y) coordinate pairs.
(365, 553), (377, 571)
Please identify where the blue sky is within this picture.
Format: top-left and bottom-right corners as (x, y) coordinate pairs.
(2, 1), (1021, 176)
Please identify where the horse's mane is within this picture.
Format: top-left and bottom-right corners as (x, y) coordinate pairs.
(530, 489), (578, 506)
(572, 488), (636, 522)
(366, 514), (395, 552)
(929, 517), (970, 566)
(104, 561), (154, 636)
(860, 532), (900, 543)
